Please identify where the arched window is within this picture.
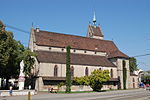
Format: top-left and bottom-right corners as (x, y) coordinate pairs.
(54, 65), (58, 77)
(99, 68), (102, 70)
(133, 78), (135, 82)
(111, 69), (113, 78)
(85, 67), (89, 76)
(71, 66), (74, 77)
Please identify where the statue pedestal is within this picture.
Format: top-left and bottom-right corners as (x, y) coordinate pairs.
(18, 76), (25, 90)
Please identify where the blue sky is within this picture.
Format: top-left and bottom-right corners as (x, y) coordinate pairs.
(0, 0), (150, 71)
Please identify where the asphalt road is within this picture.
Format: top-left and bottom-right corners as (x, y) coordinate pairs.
(1, 89), (150, 100)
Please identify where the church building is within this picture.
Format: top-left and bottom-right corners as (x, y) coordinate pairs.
(29, 14), (139, 91)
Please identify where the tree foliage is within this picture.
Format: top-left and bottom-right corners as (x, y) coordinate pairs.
(141, 71), (150, 85)
(0, 25), (20, 79)
(66, 45), (72, 93)
(75, 69), (110, 91)
(129, 57), (138, 73)
(22, 49), (36, 77)
(142, 75), (150, 85)
(0, 21), (35, 88)
(75, 76), (90, 86)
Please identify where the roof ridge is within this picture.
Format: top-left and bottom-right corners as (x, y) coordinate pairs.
(35, 29), (113, 42)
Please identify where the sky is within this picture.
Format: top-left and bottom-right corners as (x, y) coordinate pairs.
(0, 0), (150, 71)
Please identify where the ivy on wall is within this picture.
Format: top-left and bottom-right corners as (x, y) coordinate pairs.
(66, 45), (72, 93)
(123, 60), (127, 90)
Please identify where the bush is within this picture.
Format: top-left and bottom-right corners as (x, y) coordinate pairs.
(75, 69), (110, 92)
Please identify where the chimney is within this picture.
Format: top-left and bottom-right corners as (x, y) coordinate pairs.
(36, 27), (40, 32)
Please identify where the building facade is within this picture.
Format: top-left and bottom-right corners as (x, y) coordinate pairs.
(29, 18), (138, 91)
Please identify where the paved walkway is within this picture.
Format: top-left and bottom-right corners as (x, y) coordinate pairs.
(1, 89), (150, 100)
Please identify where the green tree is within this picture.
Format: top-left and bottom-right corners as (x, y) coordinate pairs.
(75, 69), (110, 92)
(66, 46), (72, 93)
(142, 75), (150, 84)
(141, 71), (150, 85)
(89, 70), (110, 91)
(129, 57), (138, 73)
(22, 49), (36, 77)
(75, 76), (90, 86)
(0, 21), (35, 89)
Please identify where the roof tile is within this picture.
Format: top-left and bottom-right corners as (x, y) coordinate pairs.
(36, 51), (116, 67)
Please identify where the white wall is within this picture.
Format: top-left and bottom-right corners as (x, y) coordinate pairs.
(38, 63), (118, 78)
(36, 45), (106, 56)
(130, 76), (139, 88)
(116, 58), (130, 89)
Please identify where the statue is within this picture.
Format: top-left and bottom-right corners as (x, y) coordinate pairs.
(18, 60), (25, 90)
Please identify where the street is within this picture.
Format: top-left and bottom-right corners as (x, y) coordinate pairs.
(1, 89), (150, 100)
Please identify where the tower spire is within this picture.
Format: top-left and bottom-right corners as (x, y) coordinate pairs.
(93, 11), (96, 26)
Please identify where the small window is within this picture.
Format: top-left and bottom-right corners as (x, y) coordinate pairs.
(49, 47), (51, 50)
(99, 68), (102, 70)
(62, 48), (64, 51)
(133, 78), (135, 82)
(54, 65), (58, 77)
(84, 50), (86, 53)
(73, 49), (76, 52)
(85, 67), (89, 76)
(71, 66), (74, 77)
(111, 69), (113, 78)
(95, 51), (97, 54)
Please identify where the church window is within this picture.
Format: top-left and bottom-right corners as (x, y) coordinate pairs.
(85, 67), (89, 76)
(71, 66), (74, 77)
(54, 65), (58, 77)
(111, 69), (113, 78)
(133, 78), (135, 82)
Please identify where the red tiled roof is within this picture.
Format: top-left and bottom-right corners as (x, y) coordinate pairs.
(89, 25), (104, 37)
(34, 30), (128, 58)
(108, 50), (129, 58)
(36, 50), (116, 67)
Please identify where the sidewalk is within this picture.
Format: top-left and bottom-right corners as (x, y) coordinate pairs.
(0, 90), (37, 96)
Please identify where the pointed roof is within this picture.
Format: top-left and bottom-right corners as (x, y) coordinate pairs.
(93, 12), (96, 25)
(108, 50), (129, 58)
(34, 30), (129, 58)
(88, 25), (104, 37)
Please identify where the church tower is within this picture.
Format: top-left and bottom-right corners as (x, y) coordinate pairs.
(87, 12), (104, 39)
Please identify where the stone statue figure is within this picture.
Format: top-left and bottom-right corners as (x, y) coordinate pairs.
(19, 60), (24, 76)
(18, 60), (25, 90)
